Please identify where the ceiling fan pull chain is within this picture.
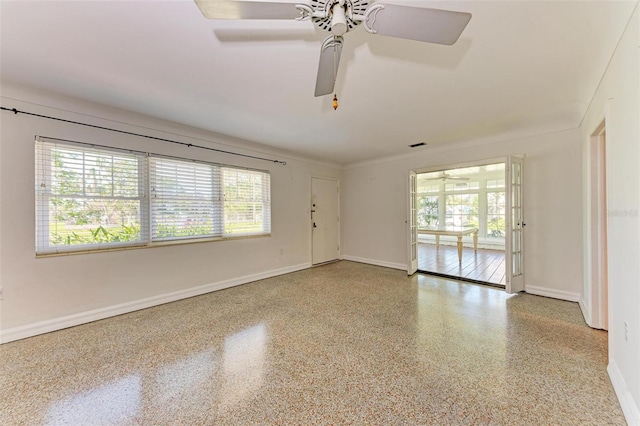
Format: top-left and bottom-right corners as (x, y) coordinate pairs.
(333, 40), (337, 84)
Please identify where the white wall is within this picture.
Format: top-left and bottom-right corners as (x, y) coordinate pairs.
(581, 6), (640, 423)
(341, 128), (584, 301)
(0, 82), (340, 342)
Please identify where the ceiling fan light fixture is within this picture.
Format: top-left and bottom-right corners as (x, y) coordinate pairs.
(330, 3), (348, 36)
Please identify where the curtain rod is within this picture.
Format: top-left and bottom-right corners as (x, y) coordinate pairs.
(1, 106), (287, 166)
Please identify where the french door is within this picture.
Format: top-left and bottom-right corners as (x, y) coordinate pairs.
(506, 156), (525, 293)
(409, 158), (524, 287)
(408, 171), (418, 275)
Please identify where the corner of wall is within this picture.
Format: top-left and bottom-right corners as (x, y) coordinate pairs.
(340, 255), (406, 272)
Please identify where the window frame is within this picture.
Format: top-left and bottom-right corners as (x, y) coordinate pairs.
(35, 138), (149, 255)
(35, 137), (271, 256)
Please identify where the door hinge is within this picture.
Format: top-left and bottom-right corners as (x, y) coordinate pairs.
(337, 244), (340, 251)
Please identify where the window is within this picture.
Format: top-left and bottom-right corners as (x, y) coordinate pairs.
(417, 194), (439, 228)
(445, 193), (479, 228)
(222, 168), (271, 236)
(36, 138), (271, 254)
(486, 179), (506, 238)
(36, 139), (147, 254)
(417, 163), (505, 241)
(416, 183), (440, 228)
(150, 157), (221, 241)
(444, 181), (479, 192)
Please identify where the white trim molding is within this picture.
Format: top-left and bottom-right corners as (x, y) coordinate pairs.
(578, 296), (592, 326)
(608, 360), (640, 425)
(525, 285), (580, 302)
(0, 263), (311, 344)
(341, 255), (406, 271)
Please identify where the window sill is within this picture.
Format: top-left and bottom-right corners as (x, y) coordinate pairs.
(35, 233), (271, 258)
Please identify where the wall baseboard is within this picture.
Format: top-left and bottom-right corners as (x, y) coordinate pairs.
(525, 285), (580, 302)
(0, 263), (311, 344)
(340, 255), (407, 271)
(578, 296), (592, 326)
(609, 360), (640, 425)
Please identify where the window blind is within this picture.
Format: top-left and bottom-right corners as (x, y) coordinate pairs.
(222, 167), (271, 236)
(150, 156), (222, 241)
(35, 138), (148, 254)
(35, 138), (271, 254)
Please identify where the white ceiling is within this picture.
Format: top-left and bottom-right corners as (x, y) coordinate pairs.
(1, 0), (637, 165)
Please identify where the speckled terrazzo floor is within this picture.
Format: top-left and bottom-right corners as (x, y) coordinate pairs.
(0, 261), (625, 425)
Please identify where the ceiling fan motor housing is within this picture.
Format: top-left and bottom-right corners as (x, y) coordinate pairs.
(310, 0), (369, 34)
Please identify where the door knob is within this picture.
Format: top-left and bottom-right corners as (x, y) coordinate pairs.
(313, 222), (317, 228)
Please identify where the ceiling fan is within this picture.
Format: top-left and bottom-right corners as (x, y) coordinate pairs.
(425, 172), (470, 182)
(194, 0), (472, 101)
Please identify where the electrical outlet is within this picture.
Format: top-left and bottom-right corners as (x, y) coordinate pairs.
(624, 321), (629, 343)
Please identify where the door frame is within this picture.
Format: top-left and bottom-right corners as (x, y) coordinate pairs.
(408, 156), (515, 284)
(310, 175), (341, 265)
(584, 117), (609, 330)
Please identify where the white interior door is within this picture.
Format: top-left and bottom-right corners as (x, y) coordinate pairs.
(408, 171), (418, 275)
(311, 177), (340, 265)
(506, 156), (525, 293)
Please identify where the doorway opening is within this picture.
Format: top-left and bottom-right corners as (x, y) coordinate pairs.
(416, 163), (507, 287)
(589, 121), (608, 330)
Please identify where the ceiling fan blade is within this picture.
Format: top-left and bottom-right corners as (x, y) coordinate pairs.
(314, 36), (343, 97)
(425, 173), (470, 181)
(195, 0), (304, 20)
(424, 174), (446, 181)
(362, 4), (471, 45)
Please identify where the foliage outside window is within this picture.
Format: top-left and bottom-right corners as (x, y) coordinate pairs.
(36, 142), (146, 252)
(417, 195), (439, 228)
(417, 183), (439, 228)
(487, 191), (506, 238)
(150, 157), (221, 241)
(223, 168), (271, 236)
(36, 138), (271, 255)
(486, 178), (506, 238)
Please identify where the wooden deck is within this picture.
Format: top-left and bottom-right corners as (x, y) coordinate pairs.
(418, 243), (506, 286)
